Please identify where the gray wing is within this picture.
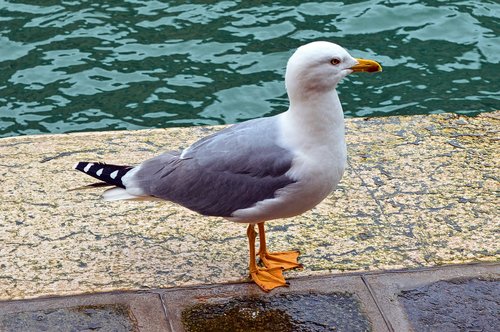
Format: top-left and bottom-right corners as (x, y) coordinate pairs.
(130, 117), (296, 217)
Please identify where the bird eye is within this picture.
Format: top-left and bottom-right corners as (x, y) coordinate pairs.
(330, 58), (341, 65)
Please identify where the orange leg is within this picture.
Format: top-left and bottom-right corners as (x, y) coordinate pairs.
(257, 222), (303, 270)
(247, 224), (287, 292)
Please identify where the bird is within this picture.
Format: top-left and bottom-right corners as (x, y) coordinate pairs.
(73, 41), (382, 292)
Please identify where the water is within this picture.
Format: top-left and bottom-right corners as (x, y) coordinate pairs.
(0, 0), (498, 138)
(182, 293), (371, 332)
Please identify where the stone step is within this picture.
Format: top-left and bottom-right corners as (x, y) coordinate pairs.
(0, 263), (498, 332)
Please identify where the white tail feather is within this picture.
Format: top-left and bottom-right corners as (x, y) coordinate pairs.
(102, 187), (160, 202)
(103, 187), (142, 201)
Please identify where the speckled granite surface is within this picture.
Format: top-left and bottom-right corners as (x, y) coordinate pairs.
(0, 112), (498, 300)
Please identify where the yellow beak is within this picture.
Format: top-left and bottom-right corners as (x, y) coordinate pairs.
(351, 58), (382, 73)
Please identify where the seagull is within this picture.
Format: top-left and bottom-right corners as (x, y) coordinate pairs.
(73, 41), (382, 292)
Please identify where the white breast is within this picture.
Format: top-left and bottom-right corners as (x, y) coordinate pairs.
(229, 96), (347, 223)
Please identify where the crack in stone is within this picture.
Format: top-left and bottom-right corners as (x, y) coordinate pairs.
(40, 149), (100, 163)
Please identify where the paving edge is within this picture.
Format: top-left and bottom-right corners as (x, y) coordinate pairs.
(0, 293), (171, 332)
(0, 262), (498, 332)
(363, 262), (500, 331)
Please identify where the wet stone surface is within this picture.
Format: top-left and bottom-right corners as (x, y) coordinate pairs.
(0, 304), (137, 332)
(399, 278), (500, 332)
(181, 292), (371, 332)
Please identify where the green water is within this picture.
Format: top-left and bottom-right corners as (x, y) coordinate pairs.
(1, 0), (498, 138)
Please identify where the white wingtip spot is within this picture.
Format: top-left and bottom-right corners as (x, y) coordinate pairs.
(110, 170), (118, 179)
(96, 168), (103, 176)
(83, 163), (93, 172)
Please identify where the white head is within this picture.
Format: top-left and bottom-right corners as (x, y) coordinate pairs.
(285, 41), (381, 102)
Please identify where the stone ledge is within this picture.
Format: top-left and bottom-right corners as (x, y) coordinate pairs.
(0, 112), (498, 300)
(0, 293), (169, 332)
(1, 263), (498, 332)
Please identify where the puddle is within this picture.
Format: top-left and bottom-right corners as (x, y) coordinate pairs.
(0, 304), (138, 332)
(182, 292), (371, 332)
(399, 278), (499, 332)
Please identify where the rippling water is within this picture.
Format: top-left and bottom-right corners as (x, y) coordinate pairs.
(1, 0), (498, 137)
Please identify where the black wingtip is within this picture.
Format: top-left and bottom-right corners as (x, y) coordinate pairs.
(73, 162), (132, 188)
(74, 162), (88, 171)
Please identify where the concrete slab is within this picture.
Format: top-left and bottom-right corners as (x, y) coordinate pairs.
(0, 112), (498, 300)
(0, 264), (497, 331)
(0, 292), (170, 332)
(399, 278), (499, 332)
(161, 275), (390, 332)
(363, 262), (500, 332)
